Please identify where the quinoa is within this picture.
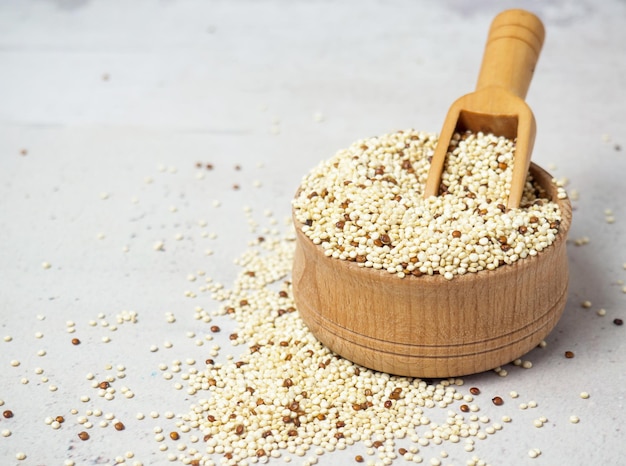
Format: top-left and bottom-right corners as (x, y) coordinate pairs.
(292, 130), (564, 279)
(176, 229), (489, 465)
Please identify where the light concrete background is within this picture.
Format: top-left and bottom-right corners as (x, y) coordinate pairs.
(1, 0), (625, 465)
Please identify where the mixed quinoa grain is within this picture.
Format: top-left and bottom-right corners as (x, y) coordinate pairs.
(3, 133), (622, 465)
(175, 229), (504, 465)
(293, 130), (564, 279)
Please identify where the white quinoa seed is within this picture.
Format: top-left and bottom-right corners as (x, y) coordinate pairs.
(528, 448), (541, 458)
(293, 130), (562, 279)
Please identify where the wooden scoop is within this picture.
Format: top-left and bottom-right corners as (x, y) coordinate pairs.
(424, 9), (545, 209)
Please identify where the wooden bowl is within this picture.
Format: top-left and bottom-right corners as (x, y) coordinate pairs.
(292, 163), (572, 378)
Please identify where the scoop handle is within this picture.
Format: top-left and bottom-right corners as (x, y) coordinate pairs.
(476, 9), (545, 99)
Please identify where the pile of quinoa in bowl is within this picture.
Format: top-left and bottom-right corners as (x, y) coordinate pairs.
(292, 129), (566, 280)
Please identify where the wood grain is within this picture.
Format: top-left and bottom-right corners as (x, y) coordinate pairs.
(293, 163), (572, 378)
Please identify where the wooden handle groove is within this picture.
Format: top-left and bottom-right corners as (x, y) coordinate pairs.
(476, 9), (545, 99)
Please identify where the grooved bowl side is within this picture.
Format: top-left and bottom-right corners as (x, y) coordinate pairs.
(292, 163), (572, 378)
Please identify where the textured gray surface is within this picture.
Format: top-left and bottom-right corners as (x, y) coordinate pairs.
(1, 1), (625, 465)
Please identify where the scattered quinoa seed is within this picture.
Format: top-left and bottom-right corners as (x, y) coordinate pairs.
(3, 120), (616, 465)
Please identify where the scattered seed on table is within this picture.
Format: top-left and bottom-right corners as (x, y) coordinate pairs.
(492, 397), (504, 406)
(614, 318), (623, 326)
(3, 134), (600, 465)
(78, 431), (90, 441)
